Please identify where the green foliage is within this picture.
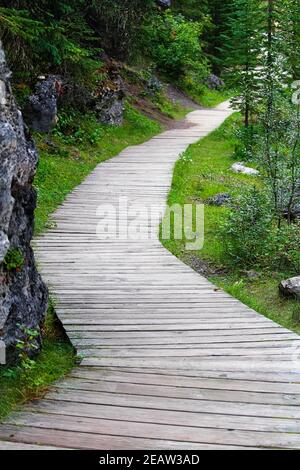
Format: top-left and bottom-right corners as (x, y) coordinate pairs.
(172, 0), (211, 21)
(3, 249), (24, 272)
(188, 86), (232, 108)
(89, 0), (155, 59)
(220, 0), (263, 128)
(0, 300), (75, 420)
(0, 1), (225, 107)
(292, 304), (300, 323)
(143, 11), (208, 80)
(271, 223), (300, 272)
(14, 324), (39, 371)
(221, 188), (273, 267)
(0, 5), (99, 81)
(216, 274), (300, 335)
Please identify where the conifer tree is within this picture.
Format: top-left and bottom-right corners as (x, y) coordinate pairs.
(220, 0), (263, 129)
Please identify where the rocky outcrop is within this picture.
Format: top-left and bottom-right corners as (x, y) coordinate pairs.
(0, 42), (48, 362)
(94, 71), (125, 126)
(60, 57), (126, 126)
(279, 276), (300, 299)
(205, 74), (225, 90)
(23, 76), (63, 132)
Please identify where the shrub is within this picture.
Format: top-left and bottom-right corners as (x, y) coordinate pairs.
(3, 248), (25, 272)
(221, 187), (273, 267)
(222, 186), (300, 272)
(271, 223), (300, 272)
(142, 11), (208, 80)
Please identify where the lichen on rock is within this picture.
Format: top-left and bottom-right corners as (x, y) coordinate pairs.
(0, 41), (48, 361)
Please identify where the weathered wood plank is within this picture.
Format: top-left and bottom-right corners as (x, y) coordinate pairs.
(6, 412), (300, 449)
(25, 400), (300, 433)
(52, 377), (300, 406)
(44, 388), (300, 419)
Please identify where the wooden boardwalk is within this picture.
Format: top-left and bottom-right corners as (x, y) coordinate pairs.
(1, 102), (300, 450)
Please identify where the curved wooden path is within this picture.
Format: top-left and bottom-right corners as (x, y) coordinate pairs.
(1, 102), (300, 450)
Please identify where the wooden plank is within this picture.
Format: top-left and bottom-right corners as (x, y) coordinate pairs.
(25, 400), (300, 433)
(6, 412), (300, 449)
(69, 368), (300, 393)
(44, 388), (300, 419)
(0, 425), (249, 450)
(0, 441), (68, 450)
(81, 357), (300, 371)
(106, 366), (300, 384)
(53, 377), (300, 406)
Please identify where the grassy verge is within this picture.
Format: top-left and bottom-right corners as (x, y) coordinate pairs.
(196, 88), (233, 108)
(179, 84), (233, 108)
(0, 301), (76, 421)
(154, 92), (191, 119)
(161, 113), (300, 336)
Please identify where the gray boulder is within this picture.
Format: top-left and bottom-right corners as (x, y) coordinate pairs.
(0, 42), (48, 362)
(207, 193), (231, 207)
(23, 76), (62, 132)
(147, 75), (163, 96)
(156, 0), (171, 8)
(95, 76), (125, 126)
(231, 162), (260, 176)
(205, 74), (225, 90)
(279, 276), (300, 299)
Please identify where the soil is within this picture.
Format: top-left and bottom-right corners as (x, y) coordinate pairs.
(184, 253), (226, 277)
(124, 80), (201, 130)
(165, 84), (201, 110)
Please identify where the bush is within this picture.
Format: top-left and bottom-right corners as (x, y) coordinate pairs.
(4, 248), (24, 272)
(142, 11), (208, 80)
(234, 124), (260, 161)
(222, 186), (300, 272)
(271, 223), (300, 272)
(221, 187), (273, 267)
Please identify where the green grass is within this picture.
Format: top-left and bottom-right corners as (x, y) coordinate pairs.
(161, 113), (300, 336)
(0, 301), (76, 421)
(179, 83), (233, 108)
(34, 104), (162, 233)
(213, 274), (300, 335)
(196, 88), (233, 108)
(154, 92), (191, 119)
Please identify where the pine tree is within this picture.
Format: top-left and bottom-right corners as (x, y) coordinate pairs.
(220, 0), (263, 129)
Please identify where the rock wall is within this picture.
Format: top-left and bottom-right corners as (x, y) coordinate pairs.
(0, 42), (48, 361)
